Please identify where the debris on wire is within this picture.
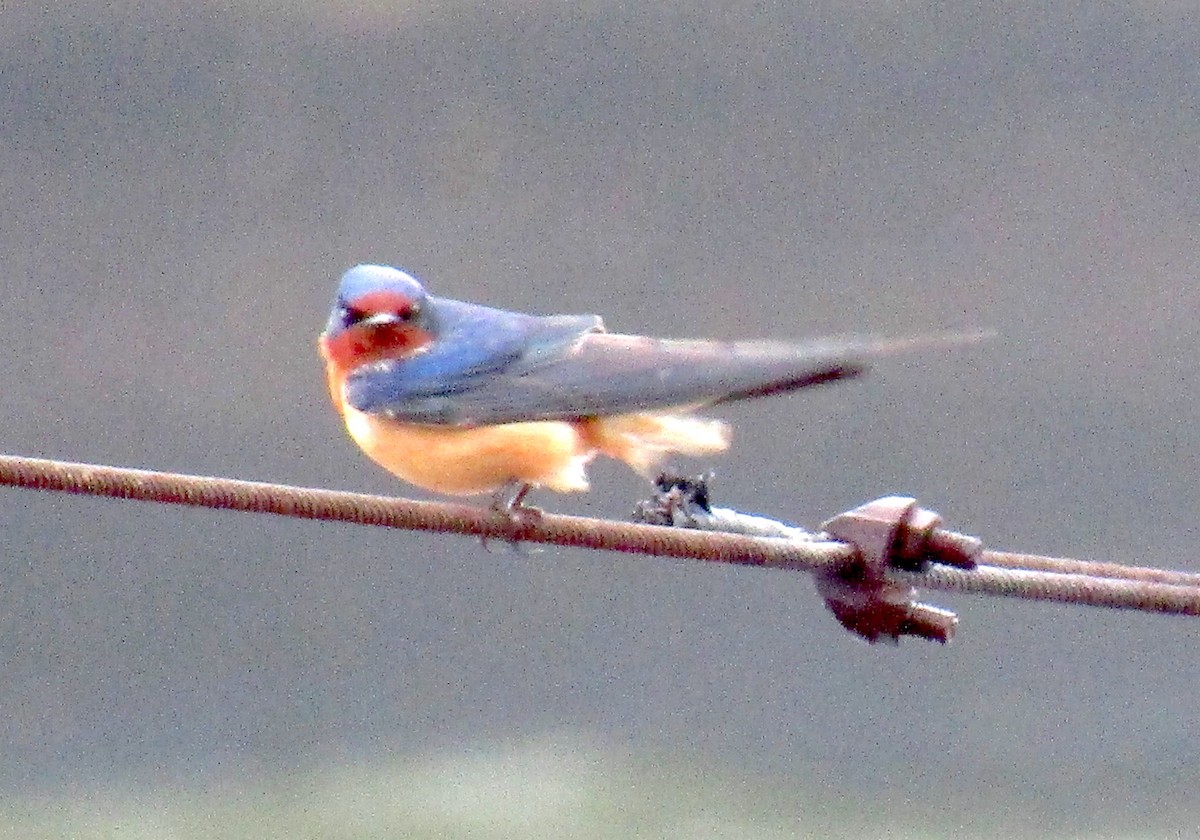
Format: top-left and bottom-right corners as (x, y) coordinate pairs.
(635, 474), (977, 643)
(635, 473), (1200, 644)
(1, 454), (1198, 645)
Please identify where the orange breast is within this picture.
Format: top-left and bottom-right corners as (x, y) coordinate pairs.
(320, 335), (731, 495)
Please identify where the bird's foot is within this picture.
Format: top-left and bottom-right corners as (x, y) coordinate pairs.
(485, 482), (543, 542)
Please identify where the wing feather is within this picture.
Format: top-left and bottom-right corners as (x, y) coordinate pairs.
(352, 331), (898, 426)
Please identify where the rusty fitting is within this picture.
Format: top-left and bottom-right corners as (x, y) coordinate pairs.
(813, 573), (959, 644)
(816, 496), (983, 644)
(822, 496), (981, 573)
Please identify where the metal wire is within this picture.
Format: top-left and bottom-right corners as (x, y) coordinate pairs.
(1, 453), (1198, 618)
(0, 454), (856, 572)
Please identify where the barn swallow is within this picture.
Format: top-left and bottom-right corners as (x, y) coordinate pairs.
(320, 264), (981, 501)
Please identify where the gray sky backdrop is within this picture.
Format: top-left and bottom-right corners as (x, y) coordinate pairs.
(1, 1), (1198, 832)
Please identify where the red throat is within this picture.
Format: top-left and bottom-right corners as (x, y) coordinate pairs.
(320, 322), (433, 376)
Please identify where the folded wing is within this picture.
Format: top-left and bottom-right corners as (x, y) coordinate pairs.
(348, 325), (978, 426)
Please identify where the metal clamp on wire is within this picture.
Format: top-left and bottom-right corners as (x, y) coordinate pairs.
(818, 496), (983, 644)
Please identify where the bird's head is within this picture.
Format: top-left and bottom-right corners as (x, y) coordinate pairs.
(319, 264), (435, 373)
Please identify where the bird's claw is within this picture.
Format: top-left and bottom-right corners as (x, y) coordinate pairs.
(479, 483), (542, 550)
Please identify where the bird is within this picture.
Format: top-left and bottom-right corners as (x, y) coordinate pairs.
(319, 264), (981, 504)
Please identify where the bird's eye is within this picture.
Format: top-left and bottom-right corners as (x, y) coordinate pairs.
(340, 299), (419, 327)
(342, 305), (369, 326)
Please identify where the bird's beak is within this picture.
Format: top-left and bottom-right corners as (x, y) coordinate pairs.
(359, 312), (403, 328)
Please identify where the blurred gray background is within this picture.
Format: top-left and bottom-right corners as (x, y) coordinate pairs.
(1, 1), (1198, 836)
